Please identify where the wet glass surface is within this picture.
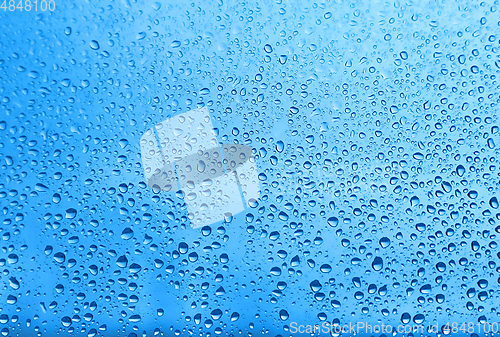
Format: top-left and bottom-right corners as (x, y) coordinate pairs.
(1, 1), (500, 336)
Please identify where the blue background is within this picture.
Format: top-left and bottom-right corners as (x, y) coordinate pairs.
(1, 0), (500, 336)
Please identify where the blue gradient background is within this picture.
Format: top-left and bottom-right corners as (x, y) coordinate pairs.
(1, 0), (500, 336)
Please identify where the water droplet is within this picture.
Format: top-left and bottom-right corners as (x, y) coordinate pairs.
(53, 252), (65, 263)
(4, 253), (16, 265)
(416, 223), (426, 232)
(441, 181), (452, 193)
(372, 257), (383, 271)
(129, 315), (141, 323)
(65, 208), (77, 219)
(121, 228), (134, 240)
(379, 237), (391, 248)
(310, 280), (322, 292)
(490, 197), (499, 209)
(328, 217), (339, 227)
(320, 264), (332, 273)
(116, 255), (128, 268)
(61, 316), (72, 327)
(90, 40), (100, 50)
(9, 277), (19, 290)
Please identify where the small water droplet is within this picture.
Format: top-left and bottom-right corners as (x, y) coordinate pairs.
(90, 40), (100, 50)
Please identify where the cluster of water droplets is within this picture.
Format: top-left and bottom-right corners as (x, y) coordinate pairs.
(1, 0), (500, 336)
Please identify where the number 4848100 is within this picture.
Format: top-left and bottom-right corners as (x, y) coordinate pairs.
(1, 0), (55, 11)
